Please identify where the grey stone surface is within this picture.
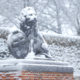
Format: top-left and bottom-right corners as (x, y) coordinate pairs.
(0, 59), (68, 66)
(0, 59), (73, 73)
(21, 64), (73, 73)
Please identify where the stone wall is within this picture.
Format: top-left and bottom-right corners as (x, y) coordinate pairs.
(0, 59), (74, 80)
(0, 71), (74, 80)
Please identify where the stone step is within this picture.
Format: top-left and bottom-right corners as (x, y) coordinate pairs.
(0, 59), (73, 73)
(0, 59), (68, 65)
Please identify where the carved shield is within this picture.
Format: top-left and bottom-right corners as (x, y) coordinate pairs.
(9, 32), (29, 59)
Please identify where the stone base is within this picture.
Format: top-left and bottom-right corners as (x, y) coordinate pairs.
(0, 59), (74, 80)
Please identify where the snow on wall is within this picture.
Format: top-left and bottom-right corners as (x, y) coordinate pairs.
(43, 33), (80, 77)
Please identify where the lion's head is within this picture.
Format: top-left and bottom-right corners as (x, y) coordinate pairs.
(19, 7), (37, 24)
(18, 6), (37, 37)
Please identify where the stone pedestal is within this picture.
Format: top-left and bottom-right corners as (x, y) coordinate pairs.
(0, 59), (74, 80)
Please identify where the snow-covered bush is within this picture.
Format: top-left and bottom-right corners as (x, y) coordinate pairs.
(0, 38), (10, 59)
(42, 33), (80, 77)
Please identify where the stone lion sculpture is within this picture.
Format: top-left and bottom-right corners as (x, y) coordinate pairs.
(6, 6), (51, 59)
(18, 7), (51, 58)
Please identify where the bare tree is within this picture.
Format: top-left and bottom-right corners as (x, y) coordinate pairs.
(22, 0), (79, 35)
